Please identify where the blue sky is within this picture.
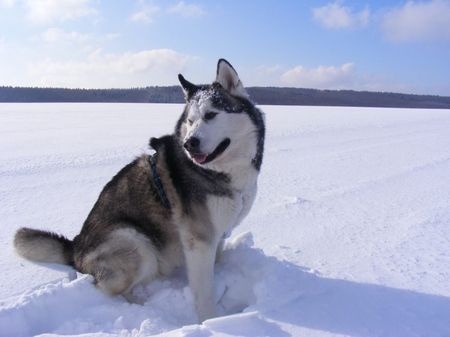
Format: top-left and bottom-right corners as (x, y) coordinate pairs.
(0, 0), (449, 95)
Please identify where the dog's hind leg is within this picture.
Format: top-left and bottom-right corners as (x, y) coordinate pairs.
(81, 228), (159, 300)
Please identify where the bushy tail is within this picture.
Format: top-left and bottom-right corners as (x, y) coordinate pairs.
(14, 227), (74, 266)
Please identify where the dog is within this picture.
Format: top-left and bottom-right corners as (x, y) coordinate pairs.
(13, 59), (265, 322)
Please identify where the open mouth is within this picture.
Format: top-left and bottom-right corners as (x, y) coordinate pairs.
(189, 138), (230, 165)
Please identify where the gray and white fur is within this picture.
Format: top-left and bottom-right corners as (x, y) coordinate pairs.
(14, 59), (265, 322)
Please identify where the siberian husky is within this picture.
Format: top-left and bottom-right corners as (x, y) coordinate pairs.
(14, 59), (265, 322)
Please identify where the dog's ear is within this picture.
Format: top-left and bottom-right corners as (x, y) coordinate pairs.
(215, 59), (248, 98)
(178, 74), (199, 100)
(149, 137), (162, 150)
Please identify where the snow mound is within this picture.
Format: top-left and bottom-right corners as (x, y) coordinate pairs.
(0, 233), (284, 336)
(2, 231), (449, 337)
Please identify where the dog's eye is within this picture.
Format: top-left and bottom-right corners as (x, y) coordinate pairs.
(204, 112), (218, 121)
(187, 119), (194, 125)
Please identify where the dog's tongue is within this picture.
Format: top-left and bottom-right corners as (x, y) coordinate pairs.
(193, 154), (207, 164)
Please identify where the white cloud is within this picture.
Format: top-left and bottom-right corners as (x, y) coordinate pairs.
(0, 0), (17, 7)
(130, 2), (160, 24)
(382, 0), (450, 42)
(281, 63), (356, 89)
(24, 0), (96, 24)
(275, 62), (417, 93)
(168, 1), (205, 17)
(41, 27), (90, 43)
(313, 1), (369, 29)
(29, 48), (193, 88)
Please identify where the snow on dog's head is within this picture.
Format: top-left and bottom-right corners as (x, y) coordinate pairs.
(176, 59), (265, 171)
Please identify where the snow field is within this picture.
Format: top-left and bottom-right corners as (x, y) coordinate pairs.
(1, 103), (450, 336)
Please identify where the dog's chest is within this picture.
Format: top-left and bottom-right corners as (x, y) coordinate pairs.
(207, 181), (257, 239)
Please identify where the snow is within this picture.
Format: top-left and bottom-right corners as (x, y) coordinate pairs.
(1, 103), (450, 337)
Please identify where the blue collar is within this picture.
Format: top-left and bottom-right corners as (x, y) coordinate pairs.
(149, 154), (171, 210)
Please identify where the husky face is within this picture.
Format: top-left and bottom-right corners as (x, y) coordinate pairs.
(176, 59), (263, 170)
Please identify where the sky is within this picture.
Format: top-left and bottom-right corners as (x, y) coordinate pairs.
(0, 0), (449, 95)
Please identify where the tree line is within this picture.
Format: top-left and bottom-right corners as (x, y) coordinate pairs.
(0, 86), (449, 109)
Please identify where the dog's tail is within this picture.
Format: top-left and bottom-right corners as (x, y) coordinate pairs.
(14, 227), (74, 266)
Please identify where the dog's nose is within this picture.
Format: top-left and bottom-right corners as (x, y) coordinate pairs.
(184, 137), (200, 152)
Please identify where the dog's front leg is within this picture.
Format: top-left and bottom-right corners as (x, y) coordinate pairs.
(183, 239), (217, 322)
(215, 238), (225, 263)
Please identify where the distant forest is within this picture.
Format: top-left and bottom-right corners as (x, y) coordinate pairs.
(1, 86), (449, 109)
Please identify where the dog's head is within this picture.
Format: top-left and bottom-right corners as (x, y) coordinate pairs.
(175, 59), (264, 171)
